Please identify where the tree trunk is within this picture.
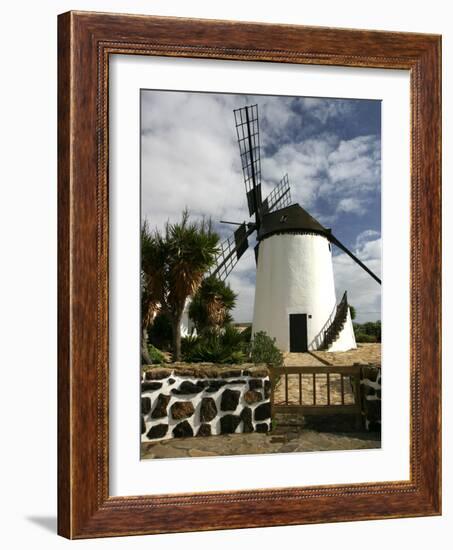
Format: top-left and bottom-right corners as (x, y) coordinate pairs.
(171, 312), (183, 362)
(141, 327), (152, 365)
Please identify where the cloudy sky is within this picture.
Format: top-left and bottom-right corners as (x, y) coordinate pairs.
(141, 90), (381, 324)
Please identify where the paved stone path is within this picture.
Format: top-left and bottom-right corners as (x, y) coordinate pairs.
(141, 425), (380, 459)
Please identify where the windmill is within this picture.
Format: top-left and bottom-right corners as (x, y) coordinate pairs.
(208, 104), (381, 353)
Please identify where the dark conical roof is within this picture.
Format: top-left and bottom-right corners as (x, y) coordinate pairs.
(257, 203), (330, 241)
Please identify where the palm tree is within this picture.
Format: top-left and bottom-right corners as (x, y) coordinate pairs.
(141, 210), (219, 361)
(189, 276), (237, 334)
(141, 223), (166, 363)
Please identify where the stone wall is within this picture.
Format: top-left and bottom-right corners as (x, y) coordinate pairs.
(360, 365), (381, 431)
(141, 364), (271, 442)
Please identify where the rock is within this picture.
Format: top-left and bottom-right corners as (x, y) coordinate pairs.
(171, 401), (195, 420)
(248, 379), (263, 390)
(361, 366), (380, 382)
(220, 368), (243, 378)
(171, 380), (204, 395)
(151, 393), (171, 418)
(256, 422), (269, 433)
(279, 443), (299, 453)
(172, 420), (194, 438)
(189, 449), (217, 457)
(228, 379), (247, 385)
(220, 414), (241, 434)
(368, 421), (382, 433)
(203, 367), (220, 378)
(240, 407), (253, 433)
(362, 385), (376, 398)
(270, 435), (286, 443)
(141, 415), (146, 434)
(243, 366), (269, 378)
(220, 388), (240, 411)
(172, 367), (196, 376)
(144, 368), (172, 380)
(168, 378), (176, 385)
(146, 423), (168, 439)
(141, 381), (163, 392)
(197, 423), (212, 437)
(173, 366), (220, 378)
(141, 396), (151, 415)
(244, 390), (263, 404)
(264, 380), (271, 398)
(200, 397), (217, 422)
(205, 380), (227, 393)
(366, 400), (381, 421)
(254, 402), (271, 421)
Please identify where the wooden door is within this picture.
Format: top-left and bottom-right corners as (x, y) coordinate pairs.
(289, 313), (308, 352)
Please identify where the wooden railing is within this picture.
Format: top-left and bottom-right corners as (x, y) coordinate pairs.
(269, 365), (362, 422)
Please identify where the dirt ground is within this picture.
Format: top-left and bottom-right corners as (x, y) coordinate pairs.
(282, 343), (381, 367)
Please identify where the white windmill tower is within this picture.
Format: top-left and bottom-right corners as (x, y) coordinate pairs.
(208, 104), (380, 353)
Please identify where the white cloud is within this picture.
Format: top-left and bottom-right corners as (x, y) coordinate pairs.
(299, 97), (352, 125)
(355, 229), (380, 249)
(333, 231), (381, 323)
(141, 91), (248, 232)
(337, 197), (364, 215)
(227, 248), (256, 323)
(262, 133), (380, 219)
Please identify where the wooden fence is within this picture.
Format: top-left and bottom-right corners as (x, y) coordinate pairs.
(269, 365), (362, 425)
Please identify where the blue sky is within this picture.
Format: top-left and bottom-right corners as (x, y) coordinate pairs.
(141, 90), (381, 323)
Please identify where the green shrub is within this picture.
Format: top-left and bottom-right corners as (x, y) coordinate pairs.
(182, 325), (247, 364)
(181, 333), (199, 355)
(148, 313), (172, 350)
(248, 331), (283, 366)
(239, 325), (252, 343)
(220, 324), (245, 349)
(355, 333), (377, 343)
(147, 344), (166, 364)
(182, 328), (283, 366)
(353, 320), (381, 343)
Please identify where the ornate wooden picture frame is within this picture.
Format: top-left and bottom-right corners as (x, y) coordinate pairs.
(58, 11), (441, 538)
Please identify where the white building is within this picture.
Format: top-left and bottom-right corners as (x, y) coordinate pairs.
(252, 204), (356, 352)
(181, 298), (196, 337)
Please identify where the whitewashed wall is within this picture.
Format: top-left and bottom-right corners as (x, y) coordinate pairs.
(253, 233), (356, 351)
(328, 308), (357, 351)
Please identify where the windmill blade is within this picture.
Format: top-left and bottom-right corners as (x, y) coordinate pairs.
(209, 223), (254, 282)
(260, 173), (292, 215)
(234, 105), (262, 220)
(330, 235), (381, 285)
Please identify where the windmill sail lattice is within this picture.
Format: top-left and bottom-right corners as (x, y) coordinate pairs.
(261, 173), (292, 214)
(234, 105), (262, 219)
(209, 222), (252, 281)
